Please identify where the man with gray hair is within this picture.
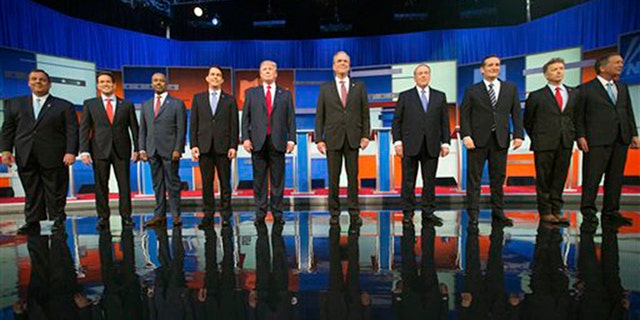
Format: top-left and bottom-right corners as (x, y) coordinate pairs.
(392, 64), (451, 227)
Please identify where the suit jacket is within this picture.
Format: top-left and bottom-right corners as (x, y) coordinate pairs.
(139, 95), (186, 159)
(241, 85), (297, 153)
(524, 85), (577, 151)
(190, 90), (239, 154)
(392, 87), (451, 157)
(574, 78), (638, 146)
(79, 97), (139, 160)
(460, 80), (524, 149)
(314, 79), (370, 150)
(1, 95), (78, 169)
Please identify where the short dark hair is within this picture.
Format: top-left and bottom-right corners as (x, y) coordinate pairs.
(594, 52), (621, 75)
(481, 55), (500, 67)
(542, 58), (565, 74)
(30, 69), (50, 82)
(96, 71), (115, 82)
(208, 65), (224, 77)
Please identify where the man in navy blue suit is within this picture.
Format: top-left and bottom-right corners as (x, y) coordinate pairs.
(242, 60), (297, 225)
(1, 69), (78, 234)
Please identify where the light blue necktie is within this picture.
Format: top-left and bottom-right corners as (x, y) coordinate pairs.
(34, 98), (42, 119)
(420, 89), (428, 112)
(606, 82), (617, 105)
(210, 91), (218, 116)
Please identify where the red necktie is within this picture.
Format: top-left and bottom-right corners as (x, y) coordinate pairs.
(266, 85), (272, 135)
(555, 87), (563, 111)
(340, 81), (348, 108)
(154, 95), (162, 118)
(105, 98), (114, 124)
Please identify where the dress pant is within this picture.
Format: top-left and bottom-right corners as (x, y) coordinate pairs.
(466, 132), (508, 217)
(149, 154), (181, 218)
(93, 150), (132, 219)
(400, 141), (439, 216)
(18, 153), (68, 224)
(327, 138), (360, 217)
(580, 137), (628, 218)
(252, 136), (285, 219)
(198, 151), (232, 219)
(533, 146), (572, 216)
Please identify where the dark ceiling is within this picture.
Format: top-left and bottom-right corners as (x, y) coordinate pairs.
(32, 0), (586, 40)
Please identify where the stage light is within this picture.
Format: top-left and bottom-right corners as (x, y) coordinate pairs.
(193, 6), (203, 17)
(211, 14), (221, 27)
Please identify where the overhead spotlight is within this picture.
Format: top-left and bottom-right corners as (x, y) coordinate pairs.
(193, 6), (204, 17)
(211, 14), (221, 27)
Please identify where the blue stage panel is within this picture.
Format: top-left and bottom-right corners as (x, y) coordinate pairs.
(0, 47), (36, 99)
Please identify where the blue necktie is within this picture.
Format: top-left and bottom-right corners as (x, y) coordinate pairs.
(606, 82), (617, 105)
(210, 91), (218, 116)
(420, 89), (428, 112)
(34, 98), (42, 119)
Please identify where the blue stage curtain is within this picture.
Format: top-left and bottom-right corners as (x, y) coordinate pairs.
(1, 0), (638, 70)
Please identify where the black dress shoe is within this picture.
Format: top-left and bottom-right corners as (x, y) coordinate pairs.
(492, 215), (514, 227)
(467, 212), (479, 226)
(17, 223), (40, 235)
(197, 218), (215, 230)
(274, 216), (286, 226)
(350, 215), (363, 226)
(329, 215), (340, 225)
(422, 214), (443, 227)
(144, 216), (167, 228)
(96, 218), (109, 231)
(603, 213), (633, 226)
(254, 217), (266, 226)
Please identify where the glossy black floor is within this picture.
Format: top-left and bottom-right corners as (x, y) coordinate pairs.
(0, 209), (638, 319)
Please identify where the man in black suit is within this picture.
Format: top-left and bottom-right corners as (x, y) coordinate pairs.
(242, 60), (297, 225)
(139, 73), (187, 228)
(575, 53), (639, 231)
(524, 58), (575, 225)
(190, 66), (239, 229)
(1, 69), (78, 234)
(460, 55), (524, 227)
(392, 64), (451, 227)
(315, 51), (371, 225)
(80, 72), (139, 231)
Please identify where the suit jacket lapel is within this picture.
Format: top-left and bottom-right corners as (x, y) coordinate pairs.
(543, 86), (561, 115)
(96, 98), (110, 124)
(26, 96), (36, 122)
(479, 83), (493, 110)
(345, 81), (357, 109)
(156, 96), (169, 118)
(594, 79), (615, 108)
(413, 88), (427, 114)
(204, 93), (215, 118)
(34, 96), (52, 127)
(329, 81), (342, 107)
(272, 87), (284, 113)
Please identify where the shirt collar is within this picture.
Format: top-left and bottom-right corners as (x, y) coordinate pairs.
(208, 88), (221, 96)
(32, 93), (50, 103)
(263, 82), (276, 90)
(483, 78), (499, 88)
(597, 75), (614, 87)
(156, 92), (168, 99)
(101, 94), (116, 101)
(335, 76), (350, 85)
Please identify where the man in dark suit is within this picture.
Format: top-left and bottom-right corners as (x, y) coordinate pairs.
(460, 55), (524, 227)
(575, 53), (639, 231)
(139, 72), (187, 228)
(242, 60), (297, 225)
(1, 69), (78, 234)
(315, 51), (371, 225)
(524, 58), (576, 226)
(190, 66), (239, 229)
(80, 72), (139, 231)
(392, 64), (451, 227)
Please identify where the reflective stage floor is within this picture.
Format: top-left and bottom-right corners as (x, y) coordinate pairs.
(0, 209), (639, 319)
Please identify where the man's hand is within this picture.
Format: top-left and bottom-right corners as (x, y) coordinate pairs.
(512, 138), (523, 150)
(360, 138), (370, 150)
(440, 146), (450, 157)
(197, 288), (207, 302)
(2, 151), (15, 167)
(140, 151), (148, 161)
(81, 154), (92, 165)
(394, 144), (403, 158)
(316, 142), (326, 155)
(63, 153), (76, 166)
(171, 151), (181, 162)
(132, 151), (139, 162)
(577, 137), (589, 153)
(286, 142), (295, 154)
(631, 136), (640, 149)
(227, 148), (236, 160)
(243, 140), (253, 153)
(463, 137), (475, 150)
(191, 147), (200, 160)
